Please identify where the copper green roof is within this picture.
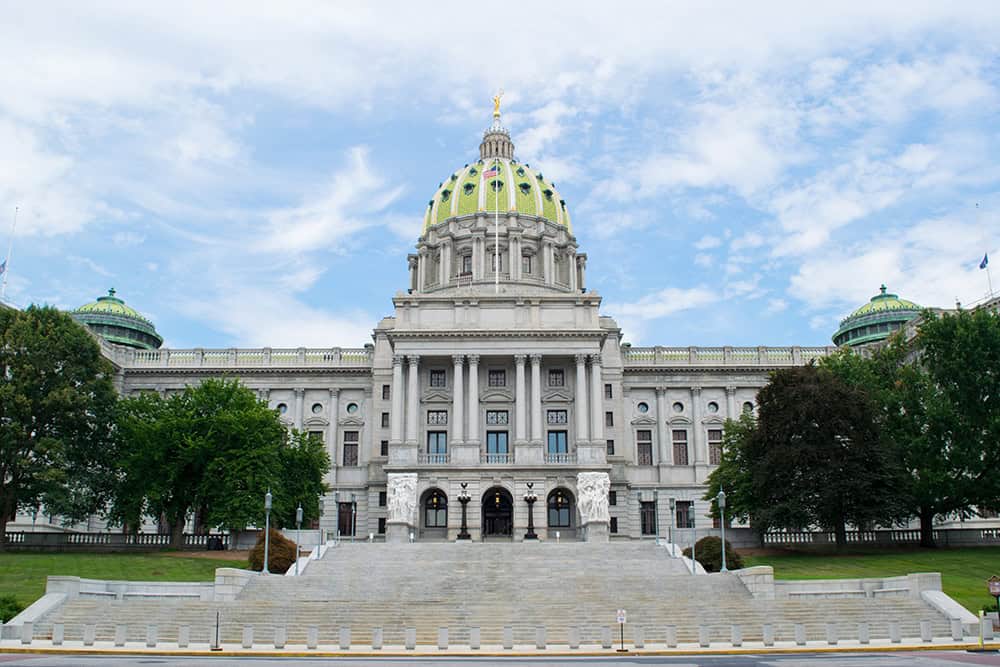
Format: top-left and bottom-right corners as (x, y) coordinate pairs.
(832, 285), (922, 347)
(71, 288), (163, 350)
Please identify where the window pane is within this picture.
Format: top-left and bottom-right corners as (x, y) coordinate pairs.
(547, 431), (567, 453)
(488, 369), (506, 386)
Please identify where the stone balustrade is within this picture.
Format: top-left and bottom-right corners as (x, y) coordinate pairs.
(103, 346), (373, 369)
(622, 345), (836, 368)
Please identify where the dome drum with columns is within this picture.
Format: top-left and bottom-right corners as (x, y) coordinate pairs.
(45, 101), (998, 544)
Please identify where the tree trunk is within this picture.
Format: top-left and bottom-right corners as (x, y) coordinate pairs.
(169, 514), (186, 550)
(919, 506), (936, 548)
(834, 520), (847, 550)
(0, 513), (7, 553)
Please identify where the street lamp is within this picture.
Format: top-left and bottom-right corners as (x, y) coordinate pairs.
(690, 513), (697, 576)
(653, 490), (660, 545)
(333, 491), (340, 542)
(350, 493), (356, 543)
(668, 498), (676, 548)
(295, 504), (303, 576)
(457, 483), (472, 540)
(717, 488), (728, 573)
(523, 482), (538, 540)
(263, 489), (272, 575)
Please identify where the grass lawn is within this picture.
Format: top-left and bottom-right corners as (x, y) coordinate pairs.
(0, 552), (246, 608)
(745, 547), (1000, 613)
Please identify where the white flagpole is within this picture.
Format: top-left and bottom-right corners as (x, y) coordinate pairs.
(495, 155), (499, 295)
(987, 260), (994, 297)
(2, 206), (17, 302)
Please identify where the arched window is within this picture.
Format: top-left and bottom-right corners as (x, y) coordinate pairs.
(424, 490), (447, 528)
(547, 489), (573, 528)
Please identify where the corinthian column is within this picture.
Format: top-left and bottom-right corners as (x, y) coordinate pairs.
(514, 354), (527, 443)
(405, 355), (420, 445)
(589, 354), (604, 442)
(452, 354), (465, 444)
(656, 386), (670, 465)
(390, 355), (404, 443)
(575, 354), (589, 444)
(530, 354), (543, 444)
(467, 355), (480, 445)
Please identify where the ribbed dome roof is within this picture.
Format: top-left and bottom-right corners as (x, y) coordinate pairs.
(71, 288), (163, 350)
(832, 285), (922, 348)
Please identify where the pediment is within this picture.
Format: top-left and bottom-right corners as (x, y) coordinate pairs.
(702, 416), (726, 425)
(421, 389), (452, 403)
(480, 388), (514, 402)
(304, 416), (329, 428)
(668, 416), (692, 425)
(542, 389), (573, 403)
(339, 416), (366, 426)
(630, 416), (657, 426)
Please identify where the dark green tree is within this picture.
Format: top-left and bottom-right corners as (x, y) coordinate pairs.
(113, 378), (329, 548)
(270, 431), (330, 529)
(706, 365), (901, 548)
(0, 306), (117, 548)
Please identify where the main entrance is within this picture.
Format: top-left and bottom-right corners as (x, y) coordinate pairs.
(481, 487), (513, 539)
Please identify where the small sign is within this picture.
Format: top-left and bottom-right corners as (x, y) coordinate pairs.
(616, 609), (627, 624)
(988, 576), (1000, 596)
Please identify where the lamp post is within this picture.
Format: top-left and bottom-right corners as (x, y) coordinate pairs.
(690, 513), (697, 576)
(717, 488), (728, 572)
(653, 490), (660, 545)
(523, 482), (538, 540)
(263, 489), (272, 575)
(295, 504), (303, 576)
(333, 491), (340, 542)
(350, 493), (356, 543)
(457, 483), (471, 540)
(668, 497), (676, 548)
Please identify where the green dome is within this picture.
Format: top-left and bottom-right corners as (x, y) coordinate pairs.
(71, 288), (163, 350)
(832, 285), (922, 348)
(422, 114), (571, 234)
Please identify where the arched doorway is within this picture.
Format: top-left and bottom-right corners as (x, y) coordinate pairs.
(547, 488), (577, 539)
(420, 488), (448, 540)
(481, 486), (513, 539)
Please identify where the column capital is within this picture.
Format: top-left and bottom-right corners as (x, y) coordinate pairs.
(392, 354), (405, 366)
(726, 385), (737, 396)
(329, 387), (339, 398)
(529, 353), (542, 364)
(656, 386), (667, 396)
(513, 354), (527, 364)
(294, 388), (305, 397)
(589, 353), (602, 366)
(452, 354), (466, 365)
(691, 386), (702, 396)
(575, 353), (588, 365)
(407, 354), (420, 365)
(467, 354), (480, 365)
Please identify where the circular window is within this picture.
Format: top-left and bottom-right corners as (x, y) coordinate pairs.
(346, 402), (359, 414)
(277, 403), (288, 414)
(672, 402), (684, 413)
(637, 402), (649, 414)
(743, 401), (754, 414)
(707, 401), (719, 414)
(311, 403), (323, 415)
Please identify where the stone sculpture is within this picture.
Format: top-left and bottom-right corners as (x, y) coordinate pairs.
(386, 473), (418, 524)
(576, 472), (611, 524)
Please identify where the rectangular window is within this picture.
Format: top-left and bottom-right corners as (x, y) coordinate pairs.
(382, 384), (390, 400)
(546, 409), (568, 425)
(486, 431), (509, 454)
(488, 369), (506, 387)
(547, 430), (568, 454)
(672, 429), (689, 466)
(604, 383), (613, 399)
(427, 431), (447, 454)
(427, 410), (448, 425)
(307, 430), (324, 442)
(548, 369), (564, 387)
(342, 431), (359, 466)
(608, 490), (617, 506)
(486, 410), (509, 425)
(610, 517), (618, 534)
(380, 439), (389, 456)
(491, 253), (502, 272)
(605, 411), (614, 427)
(708, 429), (723, 465)
(381, 412), (390, 428)
(637, 429), (653, 466)
(429, 369), (446, 387)
(606, 439), (615, 456)
(377, 517), (386, 534)
(378, 491), (387, 507)
(640, 501), (657, 536)
(461, 254), (472, 274)
(676, 500), (693, 529)
(522, 255), (532, 275)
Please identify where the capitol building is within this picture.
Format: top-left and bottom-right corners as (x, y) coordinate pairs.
(67, 106), (850, 542)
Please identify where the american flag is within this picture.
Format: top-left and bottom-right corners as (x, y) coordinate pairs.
(482, 165), (499, 179)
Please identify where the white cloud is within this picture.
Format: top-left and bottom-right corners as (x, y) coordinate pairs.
(695, 235), (721, 250)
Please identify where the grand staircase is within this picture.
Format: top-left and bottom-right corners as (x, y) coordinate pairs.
(34, 542), (953, 646)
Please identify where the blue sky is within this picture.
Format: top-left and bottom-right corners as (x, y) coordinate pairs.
(2, 2), (999, 348)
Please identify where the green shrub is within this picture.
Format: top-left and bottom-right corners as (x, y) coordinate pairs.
(682, 536), (744, 572)
(0, 594), (25, 623)
(247, 529), (298, 574)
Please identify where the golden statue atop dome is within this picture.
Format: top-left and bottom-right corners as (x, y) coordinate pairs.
(492, 89), (503, 118)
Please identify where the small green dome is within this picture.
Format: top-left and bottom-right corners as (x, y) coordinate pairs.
(422, 115), (571, 234)
(832, 285), (922, 348)
(71, 288), (163, 350)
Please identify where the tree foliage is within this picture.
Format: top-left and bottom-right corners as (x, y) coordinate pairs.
(0, 306), (117, 547)
(706, 365), (902, 547)
(113, 378), (329, 547)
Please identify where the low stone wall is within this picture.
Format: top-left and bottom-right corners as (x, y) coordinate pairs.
(46, 576), (215, 601)
(724, 527), (1000, 550)
(214, 568), (257, 601)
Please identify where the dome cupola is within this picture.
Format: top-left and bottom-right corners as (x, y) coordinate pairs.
(71, 288), (164, 350)
(832, 285), (921, 348)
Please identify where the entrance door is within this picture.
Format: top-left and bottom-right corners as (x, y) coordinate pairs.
(338, 502), (356, 536)
(481, 487), (513, 539)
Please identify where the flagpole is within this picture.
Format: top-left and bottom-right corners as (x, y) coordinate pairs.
(987, 263), (994, 298)
(2, 206), (17, 302)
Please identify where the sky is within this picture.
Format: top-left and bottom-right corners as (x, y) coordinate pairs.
(1, 2), (999, 349)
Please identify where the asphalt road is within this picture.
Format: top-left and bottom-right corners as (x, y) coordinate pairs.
(2, 651), (1000, 667)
